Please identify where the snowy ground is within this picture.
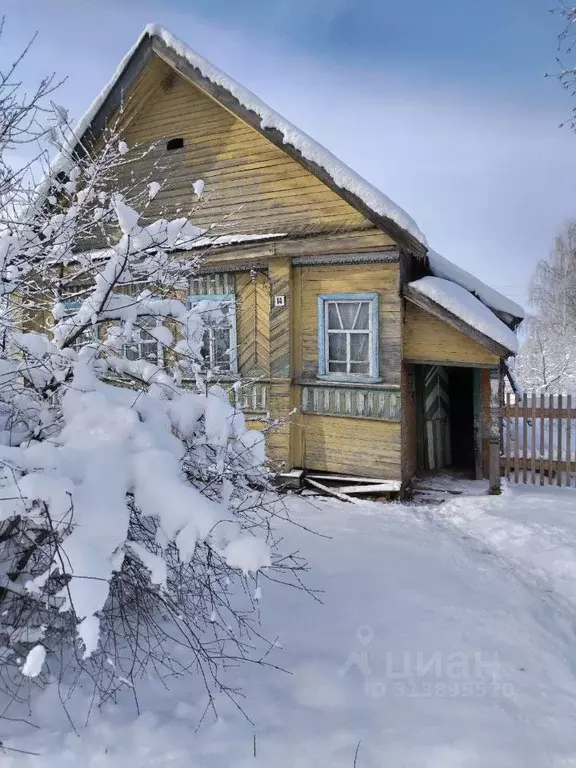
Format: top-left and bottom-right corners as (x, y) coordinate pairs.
(5, 482), (576, 767)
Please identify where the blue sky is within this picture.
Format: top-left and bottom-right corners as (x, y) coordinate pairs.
(4, 0), (576, 308)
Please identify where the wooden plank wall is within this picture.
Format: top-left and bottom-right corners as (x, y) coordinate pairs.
(404, 303), (500, 367)
(302, 415), (401, 478)
(294, 262), (402, 386)
(113, 55), (371, 237)
(401, 362), (418, 483)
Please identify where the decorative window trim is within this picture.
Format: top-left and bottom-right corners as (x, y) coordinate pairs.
(187, 293), (238, 375)
(317, 293), (379, 383)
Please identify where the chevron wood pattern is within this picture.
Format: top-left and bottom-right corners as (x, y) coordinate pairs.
(423, 364), (451, 470)
(269, 259), (291, 379)
(235, 272), (270, 376)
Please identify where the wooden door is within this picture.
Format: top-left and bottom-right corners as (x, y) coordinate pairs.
(423, 365), (451, 470)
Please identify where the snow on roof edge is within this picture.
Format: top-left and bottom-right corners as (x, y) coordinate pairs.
(428, 249), (524, 321)
(32, 29), (150, 214)
(34, 24), (426, 248)
(409, 276), (518, 354)
(145, 25), (426, 247)
(66, 232), (288, 267)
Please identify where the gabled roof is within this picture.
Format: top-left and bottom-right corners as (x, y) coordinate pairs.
(40, 24), (524, 342)
(39, 24), (427, 255)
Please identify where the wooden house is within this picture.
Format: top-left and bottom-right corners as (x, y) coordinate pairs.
(59, 25), (524, 493)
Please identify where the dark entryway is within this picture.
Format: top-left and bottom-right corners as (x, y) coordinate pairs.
(447, 367), (475, 472)
(416, 364), (480, 478)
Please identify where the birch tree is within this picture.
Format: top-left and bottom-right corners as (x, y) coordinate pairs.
(515, 221), (576, 392)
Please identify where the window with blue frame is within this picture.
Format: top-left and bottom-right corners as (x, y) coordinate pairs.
(187, 294), (238, 374)
(317, 293), (379, 381)
(121, 315), (161, 364)
(63, 299), (98, 352)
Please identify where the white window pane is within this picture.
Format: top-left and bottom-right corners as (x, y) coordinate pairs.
(350, 333), (369, 362)
(138, 315), (157, 330)
(328, 333), (347, 362)
(327, 303), (341, 330)
(354, 303), (369, 330)
(201, 328), (211, 362)
(338, 302), (360, 329)
(141, 343), (158, 363)
(214, 328), (231, 369)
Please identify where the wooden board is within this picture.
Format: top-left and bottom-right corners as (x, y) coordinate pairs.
(403, 303), (500, 367)
(301, 414), (401, 479)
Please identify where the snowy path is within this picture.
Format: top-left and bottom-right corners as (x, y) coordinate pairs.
(5, 486), (576, 767)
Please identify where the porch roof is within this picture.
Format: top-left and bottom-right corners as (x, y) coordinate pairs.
(404, 276), (519, 358)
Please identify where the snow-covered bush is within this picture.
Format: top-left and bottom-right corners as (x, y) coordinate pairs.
(0, 41), (305, 723)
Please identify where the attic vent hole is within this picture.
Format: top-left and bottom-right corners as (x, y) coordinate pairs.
(162, 73), (175, 92)
(166, 137), (184, 152)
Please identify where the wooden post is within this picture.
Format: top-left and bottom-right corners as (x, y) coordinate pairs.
(531, 393), (536, 484)
(567, 394), (572, 488)
(539, 392), (545, 485)
(504, 391), (511, 482)
(522, 392), (528, 484)
(514, 394), (520, 484)
(267, 257), (294, 469)
(488, 368), (501, 494)
(548, 394), (554, 485)
(557, 393), (563, 487)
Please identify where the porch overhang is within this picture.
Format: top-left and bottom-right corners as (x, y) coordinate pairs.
(403, 284), (513, 360)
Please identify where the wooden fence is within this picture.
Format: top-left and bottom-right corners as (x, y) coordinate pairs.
(502, 392), (576, 487)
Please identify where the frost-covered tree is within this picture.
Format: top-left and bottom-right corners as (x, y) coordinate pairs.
(0, 31), (306, 726)
(554, 2), (576, 130)
(515, 221), (576, 392)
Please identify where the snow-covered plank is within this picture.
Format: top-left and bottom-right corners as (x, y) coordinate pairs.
(304, 477), (360, 504)
(306, 473), (391, 483)
(337, 482), (402, 494)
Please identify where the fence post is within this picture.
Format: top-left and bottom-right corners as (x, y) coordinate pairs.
(489, 368), (501, 494)
(567, 394), (573, 488)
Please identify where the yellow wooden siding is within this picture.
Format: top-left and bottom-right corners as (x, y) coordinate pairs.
(403, 303), (500, 367)
(401, 362), (418, 483)
(266, 258), (294, 466)
(302, 415), (401, 478)
(294, 262), (401, 386)
(112, 54), (370, 236)
(235, 272), (270, 376)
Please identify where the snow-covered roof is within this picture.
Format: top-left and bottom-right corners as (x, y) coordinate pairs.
(36, 24), (426, 249)
(408, 276), (519, 354)
(428, 249), (524, 321)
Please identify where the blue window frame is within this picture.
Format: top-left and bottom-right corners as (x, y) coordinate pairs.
(317, 293), (379, 382)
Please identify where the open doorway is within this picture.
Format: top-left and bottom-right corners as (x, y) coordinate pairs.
(447, 367), (475, 472)
(416, 364), (480, 478)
